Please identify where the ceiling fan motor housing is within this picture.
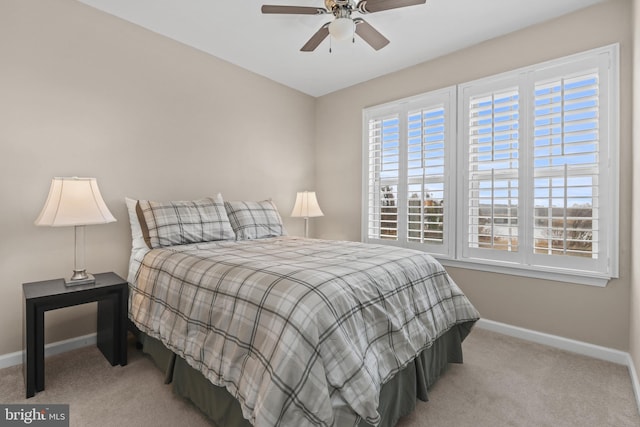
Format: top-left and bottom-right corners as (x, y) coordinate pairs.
(325, 0), (355, 18)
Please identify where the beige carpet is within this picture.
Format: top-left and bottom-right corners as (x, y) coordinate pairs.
(1, 328), (638, 427)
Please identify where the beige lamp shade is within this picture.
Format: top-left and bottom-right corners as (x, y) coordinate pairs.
(291, 191), (324, 218)
(35, 177), (116, 286)
(35, 177), (116, 227)
(291, 191), (323, 239)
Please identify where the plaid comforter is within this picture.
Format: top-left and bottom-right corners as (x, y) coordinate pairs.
(129, 237), (479, 427)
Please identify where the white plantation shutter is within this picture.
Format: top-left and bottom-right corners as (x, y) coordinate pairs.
(527, 51), (615, 276)
(366, 114), (400, 241)
(407, 106), (446, 245)
(532, 72), (600, 259)
(466, 88), (520, 258)
(460, 75), (523, 264)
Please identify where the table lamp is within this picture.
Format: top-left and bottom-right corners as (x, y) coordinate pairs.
(290, 191), (324, 238)
(35, 177), (116, 286)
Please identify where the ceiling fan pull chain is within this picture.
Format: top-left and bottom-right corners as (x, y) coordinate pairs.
(329, 36), (332, 53)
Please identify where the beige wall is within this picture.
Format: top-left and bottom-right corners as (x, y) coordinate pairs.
(315, 0), (633, 350)
(0, 0), (316, 355)
(631, 0), (640, 379)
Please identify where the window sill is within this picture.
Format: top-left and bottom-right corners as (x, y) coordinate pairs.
(436, 257), (613, 287)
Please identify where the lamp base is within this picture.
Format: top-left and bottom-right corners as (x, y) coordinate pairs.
(65, 271), (96, 287)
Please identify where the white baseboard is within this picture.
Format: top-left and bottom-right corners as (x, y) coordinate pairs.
(0, 333), (96, 370)
(475, 318), (629, 365)
(628, 354), (640, 416)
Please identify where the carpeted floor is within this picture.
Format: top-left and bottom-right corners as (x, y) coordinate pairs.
(1, 328), (638, 426)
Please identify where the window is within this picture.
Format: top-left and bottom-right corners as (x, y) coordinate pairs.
(363, 45), (619, 286)
(364, 87), (456, 257)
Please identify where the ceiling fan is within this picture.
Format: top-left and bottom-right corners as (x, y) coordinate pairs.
(261, 0), (427, 52)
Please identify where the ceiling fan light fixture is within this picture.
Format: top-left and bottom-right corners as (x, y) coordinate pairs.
(328, 17), (353, 41)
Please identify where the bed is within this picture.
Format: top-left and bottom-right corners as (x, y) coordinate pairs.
(125, 195), (480, 427)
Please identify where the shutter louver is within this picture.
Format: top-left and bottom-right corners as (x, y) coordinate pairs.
(533, 72), (599, 259)
(407, 106), (445, 244)
(367, 115), (400, 240)
(467, 89), (520, 252)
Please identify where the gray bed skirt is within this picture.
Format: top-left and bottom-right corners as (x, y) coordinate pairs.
(133, 321), (474, 427)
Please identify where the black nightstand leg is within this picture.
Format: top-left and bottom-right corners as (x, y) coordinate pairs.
(25, 300), (36, 398)
(35, 307), (45, 392)
(97, 294), (118, 365)
(118, 286), (128, 366)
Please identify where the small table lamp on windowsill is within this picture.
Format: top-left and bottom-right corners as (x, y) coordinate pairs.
(35, 177), (116, 286)
(291, 191), (324, 238)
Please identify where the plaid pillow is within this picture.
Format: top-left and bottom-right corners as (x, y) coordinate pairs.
(224, 200), (287, 240)
(137, 195), (235, 248)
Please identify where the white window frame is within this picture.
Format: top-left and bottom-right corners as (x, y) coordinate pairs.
(361, 44), (619, 287)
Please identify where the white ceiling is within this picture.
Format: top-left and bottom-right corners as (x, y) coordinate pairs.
(77, 0), (606, 97)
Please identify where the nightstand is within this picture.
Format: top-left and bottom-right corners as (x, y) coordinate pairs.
(23, 272), (128, 398)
